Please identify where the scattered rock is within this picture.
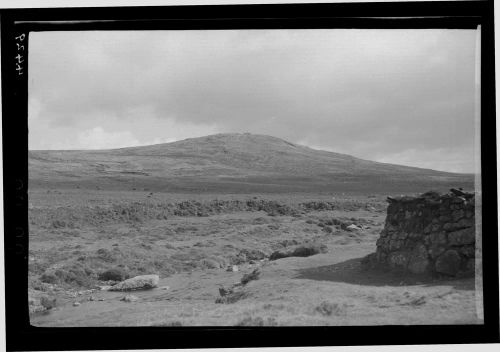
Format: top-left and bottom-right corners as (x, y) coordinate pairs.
(346, 224), (361, 231)
(215, 290), (249, 304)
(238, 249), (267, 261)
(97, 285), (112, 291)
(218, 286), (234, 297)
(227, 265), (239, 272)
(241, 268), (261, 285)
(121, 294), (139, 302)
(109, 274), (159, 291)
(269, 243), (328, 261)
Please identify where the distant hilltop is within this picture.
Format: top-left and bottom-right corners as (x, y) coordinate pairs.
(29, 133), (474, 194)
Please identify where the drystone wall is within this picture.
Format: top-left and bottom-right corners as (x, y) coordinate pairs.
(366, 190), (476, 277)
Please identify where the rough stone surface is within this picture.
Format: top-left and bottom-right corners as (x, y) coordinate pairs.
(448, 227), (475, 246)
(407, 243), (431, 274)
(435, 250), (461, 276)
(365, 190), (476, 277)
(109, 274), (159, 291)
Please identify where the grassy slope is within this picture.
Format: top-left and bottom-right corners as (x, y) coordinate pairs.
(29, 133), (474, 194)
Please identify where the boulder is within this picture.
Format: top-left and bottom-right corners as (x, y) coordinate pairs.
(435, 250), (461, 276)
(121, 294), (139, 302)
(109, 274), (159, 291)
(346, 224), (361, 231)
(226, 265), (239, 272)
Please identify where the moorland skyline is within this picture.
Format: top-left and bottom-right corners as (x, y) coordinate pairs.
(29, 29), (478, 173)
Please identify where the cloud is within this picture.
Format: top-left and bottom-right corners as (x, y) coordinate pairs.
(76, 127), (140, 150)
(374, 147), (476, 174)
(28, 29), (478, 172)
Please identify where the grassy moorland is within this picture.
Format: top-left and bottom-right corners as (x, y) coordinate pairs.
(28, 134), (480, 326)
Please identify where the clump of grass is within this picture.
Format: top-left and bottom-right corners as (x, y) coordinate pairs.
(95, 248), (116, 263)
(199, 258), (220, 269)
(314, 301), (345, 316)
(215, 290), (249, 304)
(236, 316), (278, 326)
(40, 296), (57, 310)
(50, 220), (75, 229)
(98, 268), (129, 282)
(155, 320), (183, 326)
(40, 262), (96, 287)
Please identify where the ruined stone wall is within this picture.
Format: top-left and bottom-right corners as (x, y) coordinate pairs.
(370, 190), (475, 276)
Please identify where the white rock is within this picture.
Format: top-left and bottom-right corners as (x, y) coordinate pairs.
(226, 265), (239, 272)
(98, 285), (112, 291)
(121, 294), (138, 302)
(109, 274), (159, 291)
(346, 224), (361, 231)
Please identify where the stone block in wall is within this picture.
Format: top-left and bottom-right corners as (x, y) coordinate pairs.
(459, 245), (475, 258)
(448, 227), (475, 246)
(466, 258), (475, 272)
(452, 209), (465, 221)
(429, 231), (447, 245)
(439, 215), (452, 223)
(435, 249), (461, 276)
(428, 244), (446, 259)
(407, 243), (430, 274)
(387, 251), (410, 271)
(423, 224), (432, 234)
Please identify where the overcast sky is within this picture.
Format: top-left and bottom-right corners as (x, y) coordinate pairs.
(29, 29), (478, 173)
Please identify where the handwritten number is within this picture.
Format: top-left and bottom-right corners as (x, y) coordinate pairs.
(15, 34), (26, 76)
(16, 63), (23, 75)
